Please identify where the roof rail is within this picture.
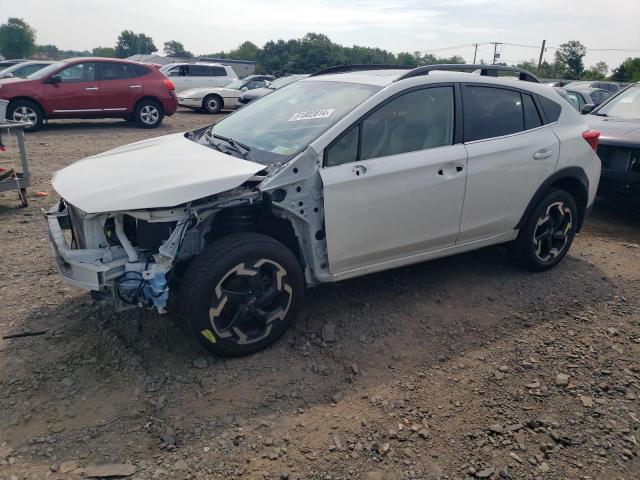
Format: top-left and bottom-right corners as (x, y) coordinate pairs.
(395, 64), (540, 83)
(309, 64), (412, 77)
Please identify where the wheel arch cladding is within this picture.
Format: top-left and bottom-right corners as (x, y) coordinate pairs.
(517, 167), (589, 232)
(135, 96), (164, 114)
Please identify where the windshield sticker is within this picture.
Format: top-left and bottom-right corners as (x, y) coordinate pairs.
(289, 109), (335, 122)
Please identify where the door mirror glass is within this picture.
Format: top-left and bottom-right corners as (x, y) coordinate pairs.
(581, 103), (595, 114)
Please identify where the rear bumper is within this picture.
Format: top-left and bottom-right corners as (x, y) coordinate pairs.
(46, 206), (127, 291)
(162, 95), (178, 116)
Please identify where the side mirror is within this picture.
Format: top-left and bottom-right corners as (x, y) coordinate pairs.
(45, 75), (62, 84)
(581, 103), (596, 114)
(241, 86), (248, 91)
(2, 72), (14, 79)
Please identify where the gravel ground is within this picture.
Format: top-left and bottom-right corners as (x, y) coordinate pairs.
(0, 111), (638, 480)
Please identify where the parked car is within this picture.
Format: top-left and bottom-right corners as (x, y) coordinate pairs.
(0, 61), (54, 79)
(0, 57), (177, 131)
(236, 74), (309, 108)
(46, 64), (600, 357)
(584, 82), (640, 199)
(159, 62), (237, 92)
(562, 87), (611, 111)
(565, 80), (620, 93)
(178, 75), (275, 113)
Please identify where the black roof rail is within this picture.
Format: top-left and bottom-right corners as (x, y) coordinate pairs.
(395, 64), (541, 83)
(309, 64), (412, 77)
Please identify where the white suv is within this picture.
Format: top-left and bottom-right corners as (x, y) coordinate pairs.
(46, 65), (601, 357)
(159, 62), (237, 93)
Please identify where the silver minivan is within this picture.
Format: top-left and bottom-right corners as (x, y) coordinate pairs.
(159, 62), (237, 93)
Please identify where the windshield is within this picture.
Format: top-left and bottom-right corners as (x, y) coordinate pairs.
(224, 79), (247, 90)
(596, 85), (640, 118)
(206, 80), (380, 164)
(27, 61), (67, 79)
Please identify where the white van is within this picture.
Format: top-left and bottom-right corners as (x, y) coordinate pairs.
(159, 62), (237, 93)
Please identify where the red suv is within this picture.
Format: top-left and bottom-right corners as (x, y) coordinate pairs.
(0, 57), (177, 131)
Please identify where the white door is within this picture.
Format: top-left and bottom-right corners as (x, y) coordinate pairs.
(457, 84), (559, 243)
(320, 85), (468, 274)
(166, 65), (189, 92)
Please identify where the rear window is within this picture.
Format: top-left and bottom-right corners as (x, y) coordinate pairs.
(132, 64), (150, 77)
(99, 62), (132, 80)
(539, 96), (562, 123)
(464, 86), (524, 141)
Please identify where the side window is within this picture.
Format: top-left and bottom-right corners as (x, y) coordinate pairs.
(464, 86), (523, 141)
(539, 96), (562, 123)
(210, 67), (227, 77)
(246, 80), (265, 90)
(565, 92), (581, 111)
(168, 66), (187, 77)
(58, 63), (96, 83)
(326, 126), (359, 167)
(99, 62), (131, 80)
(189, 65), (211, 76)
(16, 64), (42, 78)
(361, 86), (455, 160)
(131, 64), (150, 77)
(522, 93), (542, 130)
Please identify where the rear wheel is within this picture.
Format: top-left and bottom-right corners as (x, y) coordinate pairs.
(8, 100), (44, 131)
(134, 99), (163, 128)
(202, 95), (222, 114)
(180, 233), (304, 357)
(514, 188), (577, 271)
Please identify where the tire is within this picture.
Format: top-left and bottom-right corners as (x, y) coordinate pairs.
(7, 100), (44, 132)
(134, 99), (164, 128)
(180, 233), (305, 357)
(202, 95), (222, 114)
(514, 188), (578, 271)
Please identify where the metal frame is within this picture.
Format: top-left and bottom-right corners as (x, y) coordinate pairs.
(309, 64), (411, 77)
(0, 120), (31, 207)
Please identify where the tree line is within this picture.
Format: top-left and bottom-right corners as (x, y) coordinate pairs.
(1, 17), (639, 82)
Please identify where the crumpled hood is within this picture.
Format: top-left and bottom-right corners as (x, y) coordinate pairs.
(180, 87), (238, 98)
(585, 115), (640, 141)
(52, 133), (264, 213)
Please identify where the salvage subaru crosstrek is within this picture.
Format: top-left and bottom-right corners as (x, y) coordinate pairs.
(47, 65), (602, 357)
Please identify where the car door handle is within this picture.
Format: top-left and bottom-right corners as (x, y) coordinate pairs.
(129, 85), (142, 89)
(352, 164), (367, 176)
(85, 87), (99, 91)
(438, 164), (464, 176)
(533, 150), (554, 160)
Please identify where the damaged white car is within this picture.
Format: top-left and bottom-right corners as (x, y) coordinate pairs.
(47, 65), (601, 357)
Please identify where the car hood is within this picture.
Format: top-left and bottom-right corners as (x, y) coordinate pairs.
(179, 87), (239, 98)
(52, 133), (264, 213)
(585, 115), (640, 141)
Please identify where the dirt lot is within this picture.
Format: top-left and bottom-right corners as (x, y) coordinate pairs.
(0, 112), (639, 480)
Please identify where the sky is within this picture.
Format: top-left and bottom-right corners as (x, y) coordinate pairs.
(4, 0), (640, 70)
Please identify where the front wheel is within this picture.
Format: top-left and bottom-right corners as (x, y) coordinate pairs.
(8, 100), (44, 132)
(134, 99), (164, 128)
(180, 233), (305, 357)
(514, 188), (578, 271)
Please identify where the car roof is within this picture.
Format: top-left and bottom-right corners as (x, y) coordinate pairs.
(303, 69), (555, 95)
(161, 62), (225, 68)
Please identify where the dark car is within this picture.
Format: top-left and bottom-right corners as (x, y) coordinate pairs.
(0, 57), (177, 131)
(565, 80), (620, 93)
(236, 74), (309, 108)
(562, 87), (611, 111)
(584, 82), (640, 199)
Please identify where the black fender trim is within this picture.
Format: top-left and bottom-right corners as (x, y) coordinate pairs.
(516, 167), (590, 231)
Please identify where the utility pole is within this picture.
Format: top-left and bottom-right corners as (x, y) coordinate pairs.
(473, 43), (479, 64)
(491, 42), (502, 64)
(537, 39), (546, 69)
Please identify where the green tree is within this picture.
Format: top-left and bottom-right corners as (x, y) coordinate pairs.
(35, 44), (60, 59)
(163, 40), (192, 58)
(611, 57), (640, 82)
(554, 41), (587, 79)
(115, 30), (156, 58)
(0, 17), (36, 59)
(582, 61), (608, 80)
(92, 46), (116, 58)
(227, 41), (260, 61)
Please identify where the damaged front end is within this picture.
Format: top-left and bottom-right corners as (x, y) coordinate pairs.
(46, 199), (196, 312)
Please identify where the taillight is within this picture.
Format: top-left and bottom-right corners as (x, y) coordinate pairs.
(582, 130), (600, 151)
(162, 79), (175, 91)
